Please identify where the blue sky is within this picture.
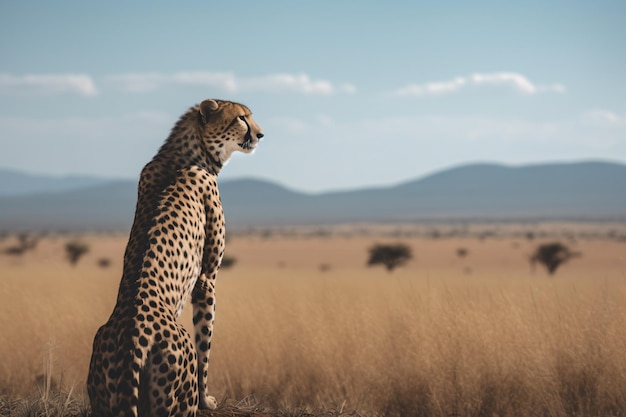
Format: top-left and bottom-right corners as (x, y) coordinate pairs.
(1, 1), (625, 192)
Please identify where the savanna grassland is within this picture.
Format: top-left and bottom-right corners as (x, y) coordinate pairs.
(1, 223), (626, 417)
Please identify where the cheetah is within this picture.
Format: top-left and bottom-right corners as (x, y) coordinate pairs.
(87, 99), (264, 417)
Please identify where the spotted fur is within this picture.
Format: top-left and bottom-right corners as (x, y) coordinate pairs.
(87, 99), (263, 417)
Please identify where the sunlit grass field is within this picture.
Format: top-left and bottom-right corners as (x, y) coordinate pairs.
(1, 224), (625, 416)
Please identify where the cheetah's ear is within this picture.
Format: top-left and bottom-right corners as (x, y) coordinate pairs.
(199, 99), (219, 124)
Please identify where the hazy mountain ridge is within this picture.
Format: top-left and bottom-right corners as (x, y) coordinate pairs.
(0, 168), (112, 197)
(1, 161), (625, 231)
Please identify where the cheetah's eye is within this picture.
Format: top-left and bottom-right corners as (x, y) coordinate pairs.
(238, 116), (246, 121)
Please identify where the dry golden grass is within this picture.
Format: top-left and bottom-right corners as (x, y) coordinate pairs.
(1, 224), (625, 416)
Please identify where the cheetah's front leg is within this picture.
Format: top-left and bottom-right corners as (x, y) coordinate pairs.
(191, 273), (218, 410)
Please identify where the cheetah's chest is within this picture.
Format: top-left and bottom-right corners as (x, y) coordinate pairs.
(142, 180), (210, 316)
(176, 260), (202, 317)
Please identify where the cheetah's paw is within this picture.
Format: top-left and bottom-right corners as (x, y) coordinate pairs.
(200, 395), (217, 410)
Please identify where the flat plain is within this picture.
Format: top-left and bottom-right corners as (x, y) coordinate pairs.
(1, 223), (625, 416)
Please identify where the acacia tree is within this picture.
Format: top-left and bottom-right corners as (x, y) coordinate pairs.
(65, 240), (89, 266)
(2, 233), (39, 257)
(97, 258), (111, 268)
(220, 256), (237, 269)
(530, 242), (580, 275)
(17, 233), (39, 251)
(367, 243), (413, 272)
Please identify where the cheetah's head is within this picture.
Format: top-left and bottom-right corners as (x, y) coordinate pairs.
(198, 99), (264, 165)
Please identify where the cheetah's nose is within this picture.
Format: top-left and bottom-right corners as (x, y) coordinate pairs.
(257, 133), (264, 140)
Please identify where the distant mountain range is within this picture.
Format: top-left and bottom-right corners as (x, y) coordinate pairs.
(1, 161), (625, 231)
(0, 168), (111, 197)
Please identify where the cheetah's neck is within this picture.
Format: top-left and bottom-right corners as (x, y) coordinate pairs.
(156, 108), (223, 175)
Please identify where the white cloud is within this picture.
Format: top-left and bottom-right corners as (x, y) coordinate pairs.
(0, 73), (98, 96)
(582, 109), (626, 127)
(392, 72), (565, 97)
(241, 73), (334, 94)
(0, 112), (173, 178)
(339, 83), (357, 94)
(0, 71), (356, 96)
(106, 71), (354, 95)
(316, 114), (334, 126)
(267, 117), (312, 134)
(358, 113), (625, 147)
(0, 112), (171, 139)
(267, 113), (337, 134)
(105, 72), (237, 93)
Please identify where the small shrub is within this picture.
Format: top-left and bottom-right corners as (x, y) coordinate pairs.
(3, 246), (27, 256)
(367, 243), (413, 272)
(97, 258), (111, 268)
(65, 241), (89, 266)
(1, 233), (38, 256)
(17, 233), (38, 251)
(221, 256), (237, 269)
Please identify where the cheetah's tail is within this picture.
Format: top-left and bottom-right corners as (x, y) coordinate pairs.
(111, 350), (142, 417)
